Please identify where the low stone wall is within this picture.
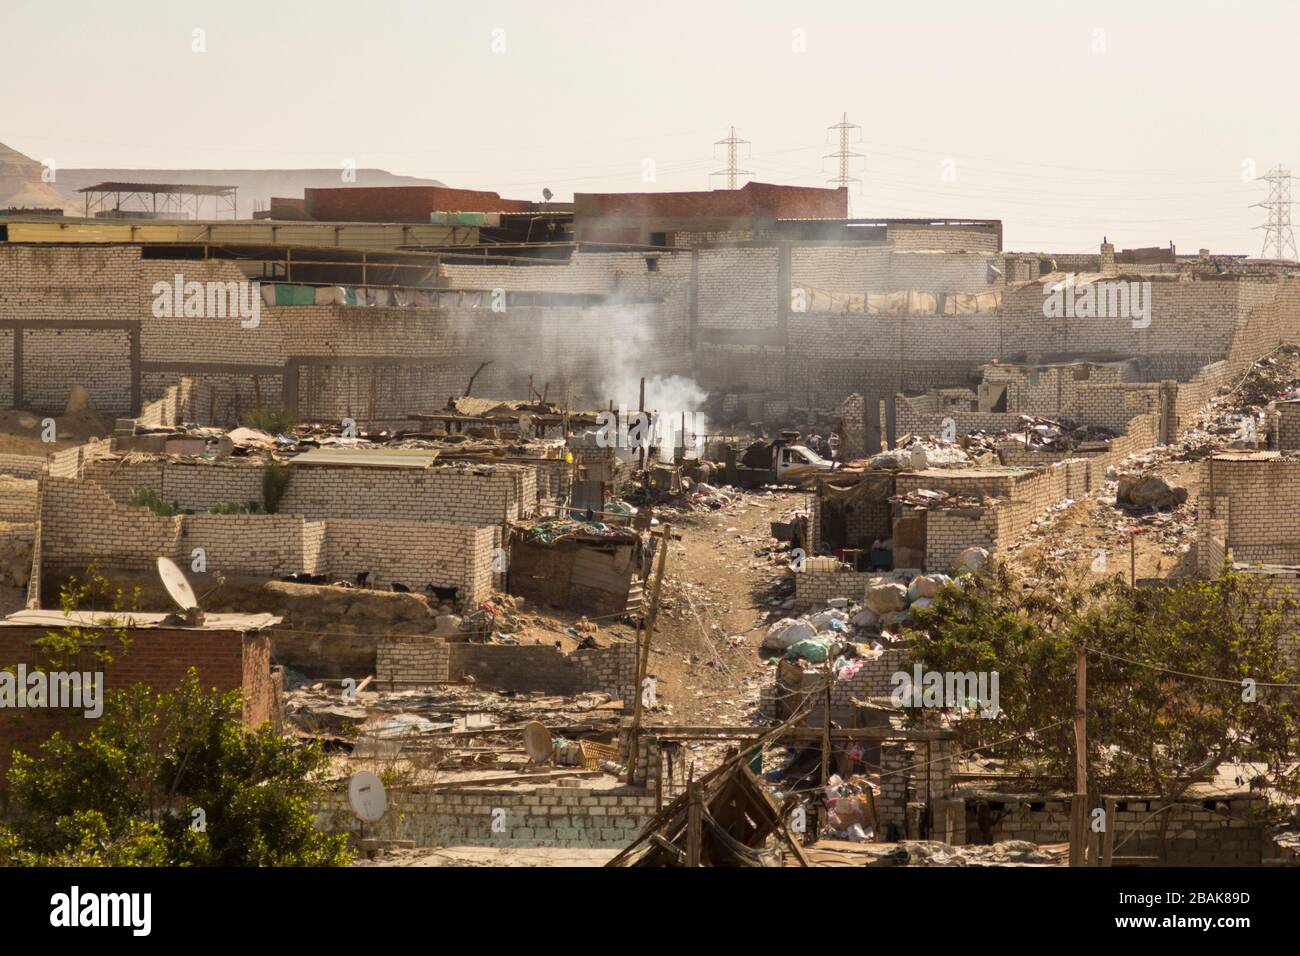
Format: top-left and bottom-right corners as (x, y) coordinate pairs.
(39, 477), (497, 609)
(960, 792), (1269, 865)
(793, 558), (876, 611)
(0, 454), (46, 480)
(377, 639), (638, 708)
(0, 477), (37, 523)
(759, 647), (911, 722)
(319, 783), (657, 848)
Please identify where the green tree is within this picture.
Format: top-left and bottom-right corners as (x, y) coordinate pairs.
(0, 672), (352, 867)
(905, 561), (1300, 809)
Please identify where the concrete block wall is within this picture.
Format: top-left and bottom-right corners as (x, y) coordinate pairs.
(792, 558), (874, 611)
(81, 458), (534, 526)
(325, 519), (496, 600)
(888, 226), (1000, 253)
(962, 793), (1268, 864)
(1196, 492), (1229, 575)
(38, 477), (496, 608)
(697, 246), (779, 330)
(759, 646), (912, 721)
(0, 245), (695, 426)
(0, 454), (46, 480)
(319, 785), (657, 848)
(923, 506), (1000, 573)
(1202, 458), (1300, 562)
(376, 639), (638, 706)
(0, 478), (34, 522)
(1272, 402), (1300, 451)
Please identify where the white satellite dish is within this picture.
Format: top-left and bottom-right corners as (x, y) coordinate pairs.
(348, 770), (387, 823)
(522, 721), (554, 764)
(157, 556), (204, 624)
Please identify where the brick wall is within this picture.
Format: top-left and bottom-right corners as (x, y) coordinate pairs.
(961, 792), (1268, 865)
(318, 784), (657, 848)
(81, 457), (533, 526)
(376, 639), (638, 708)
(38, 477), (496, 608)
(0, 624), (274, 779)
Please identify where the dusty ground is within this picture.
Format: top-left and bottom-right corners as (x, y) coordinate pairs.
(0, 408), (112, 455)
(640, 488), (808, 725)
(358, 845), (617, 867)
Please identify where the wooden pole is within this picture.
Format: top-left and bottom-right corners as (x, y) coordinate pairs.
(1129, 533), (1136, 586)
(1070, 645), (1088, 866)
(816, 664), (832, 843)
(626, 523), (671, 785)
(1101, 796), (1117, 867)
(685, 777), (702, 867)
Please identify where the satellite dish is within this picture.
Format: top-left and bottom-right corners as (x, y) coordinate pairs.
(542, 187), (553, 202)
(157, 557), (202, 623)
(348, 770), (387, 823)
(522, 721), (554, 764)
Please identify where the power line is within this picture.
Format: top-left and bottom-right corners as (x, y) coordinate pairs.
(1252, 165), (1297, 260)
(711, 126), (752, 189)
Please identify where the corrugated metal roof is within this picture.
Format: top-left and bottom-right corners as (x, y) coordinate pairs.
(289, 447), (439, 469)
(0, 219), (472, 250)
(0, 610), (281, 631)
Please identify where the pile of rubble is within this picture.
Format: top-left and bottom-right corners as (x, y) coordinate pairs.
(891, 488), (991, 510)
(859, 840), (1063, 867)
(869, 440), (971, 471)
(994, 415), (1116, 452)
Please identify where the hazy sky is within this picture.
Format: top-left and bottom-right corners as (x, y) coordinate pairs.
(3, 0), (1297, 253)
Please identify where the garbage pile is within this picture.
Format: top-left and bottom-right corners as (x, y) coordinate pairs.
(1230, 344), (1300, 411)
(870, 440), (970, 471)
(686, 481), (738, 511)
(765, 571), (965, 666)
(522, 516), (641, 545)
(822, 773), (878, 843)
(996, 415), (1116, 452)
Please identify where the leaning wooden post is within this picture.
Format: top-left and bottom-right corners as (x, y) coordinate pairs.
(626, 522), (671, 785)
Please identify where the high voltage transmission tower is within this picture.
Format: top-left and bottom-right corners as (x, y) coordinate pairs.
(825, 112), (864, 188)
(712, 126), (752, 189)
(825, 112), (865, 214)
(1253, 165), (1297, 260)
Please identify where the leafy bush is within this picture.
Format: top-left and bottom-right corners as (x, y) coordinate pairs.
(903, 560), (1300, 807)
(125, 488), (176, 517)
(1, 671), (353, 867)
(241, 408), (296, 434)
(262, 463), (292, 514)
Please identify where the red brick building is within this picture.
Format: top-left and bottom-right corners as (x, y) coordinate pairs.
(0, 610), (281, 780)
(304, 185), (532, 222)
(573, 181), (849, 245)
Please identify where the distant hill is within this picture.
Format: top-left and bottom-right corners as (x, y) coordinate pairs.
(0, 142), (68, 211)
(51, 165), (444, 219)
